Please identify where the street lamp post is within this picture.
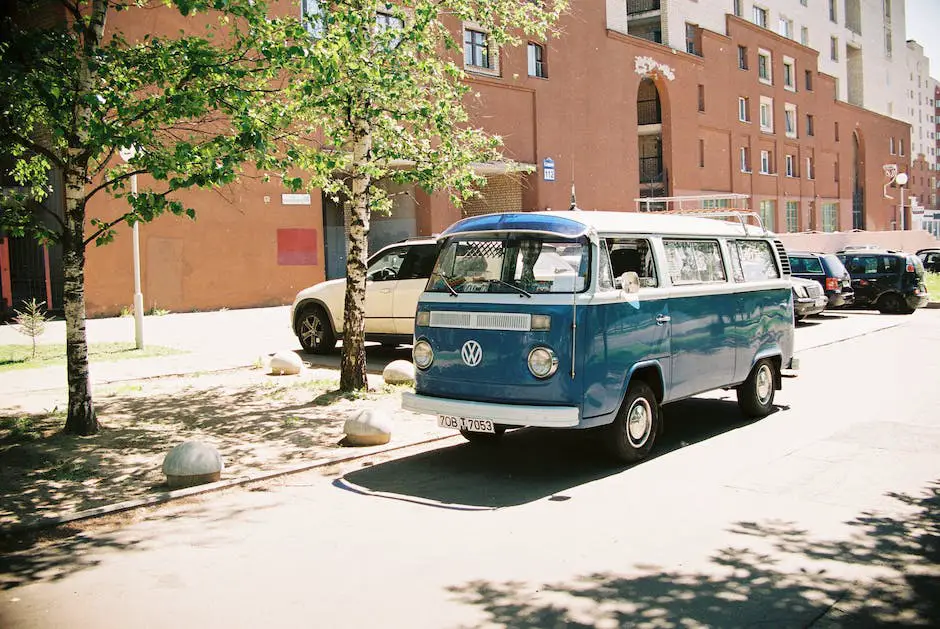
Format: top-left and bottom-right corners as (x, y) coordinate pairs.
(896, 172), (909, 231)
(119, 146), (144, 349)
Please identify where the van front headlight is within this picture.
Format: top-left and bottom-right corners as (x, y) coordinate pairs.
(413, 340), (434, 370)
(528, 346), (558, 379)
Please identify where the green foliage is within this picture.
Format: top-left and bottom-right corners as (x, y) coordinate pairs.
(0, 342), (184, 372)
(13, 298), (49, 359)
(0, 0), (295, 247)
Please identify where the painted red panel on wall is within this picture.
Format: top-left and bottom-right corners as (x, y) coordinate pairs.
(277, 229), (318, 266)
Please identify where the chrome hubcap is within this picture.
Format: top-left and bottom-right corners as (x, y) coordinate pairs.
(626, 398), (652, 447)
(756, 365), (773, 405)
(301, 317), (322, 347)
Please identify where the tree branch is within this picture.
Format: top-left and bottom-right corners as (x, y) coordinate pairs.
(1, 130), (66, 169)
(85, 168), (147, 201)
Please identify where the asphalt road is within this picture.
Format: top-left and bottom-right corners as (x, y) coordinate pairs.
(2, 310), (939, 628)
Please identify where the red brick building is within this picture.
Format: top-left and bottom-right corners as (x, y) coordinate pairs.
(0, 2), (914, 316)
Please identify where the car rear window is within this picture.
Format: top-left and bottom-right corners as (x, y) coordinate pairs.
(790, 256), (823, 273)
(820, 254), (847, 276)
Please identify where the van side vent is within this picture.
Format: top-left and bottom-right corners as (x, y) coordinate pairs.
(773, 240), (791, 276)
(429, 311), (532, 332)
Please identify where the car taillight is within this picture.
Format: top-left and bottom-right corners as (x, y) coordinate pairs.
(826, 278), (839, 291)
(906, 263), (915, 273)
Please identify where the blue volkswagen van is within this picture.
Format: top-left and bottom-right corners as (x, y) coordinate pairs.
(401, 210), (796, 462)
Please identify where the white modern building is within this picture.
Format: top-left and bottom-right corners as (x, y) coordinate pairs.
(614, 0), (909, 120)
(906, 39), (935, 170)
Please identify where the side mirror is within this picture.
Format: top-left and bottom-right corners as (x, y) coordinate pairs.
(619, 271), (640, 294)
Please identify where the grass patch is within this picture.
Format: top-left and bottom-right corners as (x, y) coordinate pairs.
(0, 416), (43, 442)
(925, 272), (940, 302)
(0, 342), (184, 373)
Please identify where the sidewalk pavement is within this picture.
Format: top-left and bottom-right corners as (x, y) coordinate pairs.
(0, 306), (300, 396)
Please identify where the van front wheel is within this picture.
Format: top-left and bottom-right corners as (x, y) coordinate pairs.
(606, 381), (660, 464)
(737, 359), (777, 418)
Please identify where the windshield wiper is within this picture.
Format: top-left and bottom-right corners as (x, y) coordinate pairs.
(437, 273), (458, 297)
(489, 278), (531, 298)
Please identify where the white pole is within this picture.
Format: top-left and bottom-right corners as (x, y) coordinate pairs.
(131, 173), (144, 349)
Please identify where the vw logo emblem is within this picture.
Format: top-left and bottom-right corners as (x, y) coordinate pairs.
(461, 340), (483, 367)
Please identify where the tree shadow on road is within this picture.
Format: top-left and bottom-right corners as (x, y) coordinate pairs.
(445, 479), (940, 628)
(341, 395), (771, 509)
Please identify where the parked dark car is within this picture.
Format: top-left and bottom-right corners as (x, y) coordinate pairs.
(836, 250), (929, 314)
(790, 276), (828, 321)
(787, 251), (855, 308)
(916, 248), (940, 273)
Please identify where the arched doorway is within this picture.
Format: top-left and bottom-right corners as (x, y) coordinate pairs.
(852, 131), (865, 230)
(637, 78), (667, 205)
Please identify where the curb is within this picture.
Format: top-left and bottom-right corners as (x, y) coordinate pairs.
(926, 301), (940, 309)
(0, 432), (459, 537)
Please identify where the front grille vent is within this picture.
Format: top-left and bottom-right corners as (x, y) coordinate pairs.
(429, 311), (532, 331)
(773, 240), (791, 276)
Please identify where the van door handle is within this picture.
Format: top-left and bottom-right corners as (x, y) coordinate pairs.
(655, 314), (671, 325)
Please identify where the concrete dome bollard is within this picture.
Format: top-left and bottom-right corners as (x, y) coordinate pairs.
(343, 408), (393, 446)
(383, 359), (416, 385)
(269, 350), (303, 375)
(162, 441), (225, 488)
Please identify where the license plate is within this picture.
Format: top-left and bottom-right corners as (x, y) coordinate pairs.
(437, 415), (495, 433)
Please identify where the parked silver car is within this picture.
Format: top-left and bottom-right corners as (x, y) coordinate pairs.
(791, 276), (828, 321)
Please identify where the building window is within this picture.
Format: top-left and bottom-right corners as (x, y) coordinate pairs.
(738, 97), (750, 122)
(760, 150), (773, 174)
(753, 5), (768, 28)
(758, 49), (772, 84)
(890, 137), (896, 154)
(734, 0), (743, 17)
(801, 26), (809, 46)
(685, 22), (700, 56)
(805, 70), (813, 91)
(302, 0), (324, 37)
(740, 147), (751, 172)
(738, 45), (748, 70)
(760, 96), (774, 132)
(464, 28), (491, 70)
(806, 156), (815, 179)
(785, 154), (796, 177)
(830, 36), (839, 61)
(778, 16), (793, 39)
(699, 139), (705, 167)
(829, 0), (838, 23)
(899, 139), (905, 156)
(527, 43), (546, 78)
(786, 200), (799, 232)
(785, 104), (798, 138)
(759, 200), (776, 231)
(806, 113), (815, 136)
(835, 122), (840, 142)
(822, 202), (839, 232)
(698, 84), (705, 112)
(800, 0), (808, 6)
(783, 57), (796, 90)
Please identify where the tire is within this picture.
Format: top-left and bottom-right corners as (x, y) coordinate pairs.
(460, 425), (507, 445)
(606, 380), (660, 464)
(296, 306), (336, 354)
(737, 358), (777, 418)
(878, 293), (903, 314)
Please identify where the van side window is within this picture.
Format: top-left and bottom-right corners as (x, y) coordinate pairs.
(664, 239), (726, 284)
(597, 240), (615, 291)
(607, 238), (658, 287)
(731, 240), (780, 281)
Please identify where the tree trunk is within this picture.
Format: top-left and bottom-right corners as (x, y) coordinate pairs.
(61, 0), (107, 435)
(339, 123), (372, 392)
(61, 173), (98, 435)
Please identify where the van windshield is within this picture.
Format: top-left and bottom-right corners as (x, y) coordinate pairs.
(428, 236), (590, 294)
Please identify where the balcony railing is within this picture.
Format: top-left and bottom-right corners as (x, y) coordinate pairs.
(637, 98), (661, 125)
(627, 0), (660, 15)
(639, 156), (663, 183)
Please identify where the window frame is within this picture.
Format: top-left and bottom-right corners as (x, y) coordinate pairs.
(757, 49), (773, 84)
(527, 42), (547, 78)
(663, 239), (728, 286)
(759, 96), (774, 133)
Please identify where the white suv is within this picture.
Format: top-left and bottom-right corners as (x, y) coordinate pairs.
(290, 239), (439, 353)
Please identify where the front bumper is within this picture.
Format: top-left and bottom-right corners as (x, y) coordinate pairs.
(907, 293), (930, 310)
(402, 392), (580, 428)
(826, 292), (854, 308)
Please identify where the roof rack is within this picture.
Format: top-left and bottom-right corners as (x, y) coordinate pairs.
(633, 194), (767, 235)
